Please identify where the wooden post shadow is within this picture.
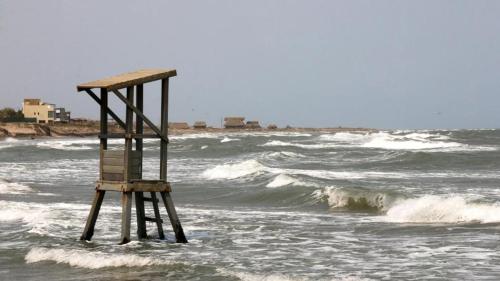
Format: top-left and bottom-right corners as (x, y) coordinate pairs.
(77, 69), (187, 244)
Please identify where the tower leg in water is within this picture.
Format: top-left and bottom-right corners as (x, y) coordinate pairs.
(120, 192), (133, 244)
(160, 192), (188, 243)
(80, 190), (106, 241)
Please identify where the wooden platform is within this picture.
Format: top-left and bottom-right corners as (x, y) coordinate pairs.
(77, 69), (177, 91)
(96, 180), (172, 192)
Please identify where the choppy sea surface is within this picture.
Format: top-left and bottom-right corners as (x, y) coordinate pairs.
(1, 129), (500, 280)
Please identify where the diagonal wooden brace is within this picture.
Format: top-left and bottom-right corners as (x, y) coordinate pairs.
(84, 89), (127, 129)
(111, 89), (169, 144)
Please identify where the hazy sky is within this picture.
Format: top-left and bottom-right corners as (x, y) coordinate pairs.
(1, 1), (499, 129)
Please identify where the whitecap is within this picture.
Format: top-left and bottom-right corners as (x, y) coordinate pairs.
(385, 195), (500, 223)
(266, 174), (306, 188)
(319, 132), (371, 143)
(217, 268), (366, 281)
(0, 180), (34, 194)
(26, 247), (178, 269)
(265, 151), (306, 159)
(217, 268), (307, 281)
(202, 159), (265, 180)
(261, 140), (336, 149)
(221, 137), (240, 143)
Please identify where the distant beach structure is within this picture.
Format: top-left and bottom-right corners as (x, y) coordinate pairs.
(22, 98), (71, 124)
(245, 120), (261, 129)
(168, 122), (190, 129)
(193, 121), (207, 129)
(224, 117), (245, 129)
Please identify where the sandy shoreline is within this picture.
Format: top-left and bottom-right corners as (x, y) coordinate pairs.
(0, 122), (376, 139)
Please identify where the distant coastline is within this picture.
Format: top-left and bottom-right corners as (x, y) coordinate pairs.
(0, 122), (376, 139)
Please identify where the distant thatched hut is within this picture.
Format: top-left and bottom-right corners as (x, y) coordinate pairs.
(245, 121), (261, 129)
(267, 124), (278, 130)
(169, 122), (190, 129)
(193, 121), (207, 129)
(224, 117), (245, 129)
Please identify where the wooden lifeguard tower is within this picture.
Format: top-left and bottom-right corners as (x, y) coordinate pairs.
(77, 69), (187, 244)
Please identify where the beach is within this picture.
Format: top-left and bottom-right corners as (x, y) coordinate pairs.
(0, 121), (376, 138)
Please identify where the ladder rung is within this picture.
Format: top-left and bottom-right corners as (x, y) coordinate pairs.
(143, 197), (159, 203)
(144, 216), (163, 223)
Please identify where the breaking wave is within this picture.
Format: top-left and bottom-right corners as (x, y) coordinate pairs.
(263, 131), (495, 152)
(316, 186), (402, 212)
(221, 137), (240, 143)
(385, 195), (500, 224)
(261, 140), (336, 149)
(361, 136), (462, 150)
(0, 137), (19, 150)
(266, 174), (317, 188)
(202, 159), (266, 180)
(264, 151), (306, 160)
(0, 180), (34, 194)
(316, 186), (500, 223)
(26, 247), (179, 269)
(0, 200), (117, 237)
(201, 159), (500, 182)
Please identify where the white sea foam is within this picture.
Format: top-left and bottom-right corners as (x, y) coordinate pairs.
(0, 200), (54, 228)
(319, 132), (371, 143)
(36, 139), (95, 150)
(217, 269), (366, 281)
(262, 140), (336, 149)
(25, 247), (177, 269)
(217, 269), (307, 281)
(266, 174), (314, 188)
(361, 136), (462, 150)
(317, 131), (493, 152)
(35, 138), (126, 151)
(221, 137), (240, 143)
(202, 159), (266, 180)
(0, 200), (117, 237)
(202, 158), (500, 182)
(385, 195), (500, 223)
(0, 137), (21, 150)
(0, 180), (34, 194)
(266, 151), (306, 159)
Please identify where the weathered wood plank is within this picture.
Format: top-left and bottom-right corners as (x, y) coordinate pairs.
(77, 69), (177, 91)
(96, 181), (172, 192)
(160, 79), (169, 180)
(136, 84), (144, 153)
(102, 165), (125, 174)
(102, 157), (125, 166)
(103, 150), (141, 159)
(101, 173), (124, 182)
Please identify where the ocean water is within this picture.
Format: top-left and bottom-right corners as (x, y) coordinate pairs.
(1, 129), (500, 280)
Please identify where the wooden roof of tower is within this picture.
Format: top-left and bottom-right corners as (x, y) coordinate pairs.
(77, 69), (177, 91)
